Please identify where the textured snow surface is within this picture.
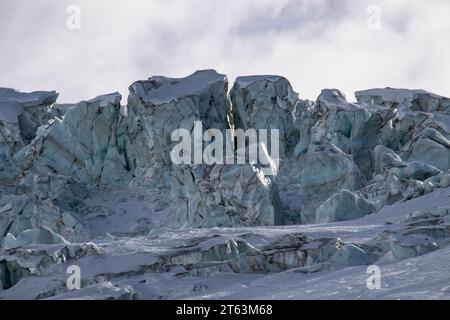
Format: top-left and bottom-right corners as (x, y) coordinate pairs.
(1, 187), (450, 300)
(235, 75), (284, 88)
(131, 69), (227, 105)
(0, 88), (58, 107)
(355, 88), (444, 101)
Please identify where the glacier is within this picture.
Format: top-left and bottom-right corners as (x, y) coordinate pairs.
(0, 70), (450, 300)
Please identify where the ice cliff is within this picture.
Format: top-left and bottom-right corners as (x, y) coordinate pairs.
(1, 70), (450, 299)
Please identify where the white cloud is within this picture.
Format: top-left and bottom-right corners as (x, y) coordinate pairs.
(0, 0), (449, 103)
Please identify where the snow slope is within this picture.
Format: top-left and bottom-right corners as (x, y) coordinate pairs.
(1, 186), (449, 300)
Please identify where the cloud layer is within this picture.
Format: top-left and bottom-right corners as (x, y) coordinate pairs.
(1, 0), (449, 103)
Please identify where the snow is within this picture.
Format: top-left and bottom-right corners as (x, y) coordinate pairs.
(132, 69), (227, 105)
(235, 75), (283, 88)
(355, 88), (445, 102)
(83, 186), (169, 238)
(0, 88), (59, 122)
(89, 92), (122, 107)
(2, 186), (449, 300)
(0, 88), (58, 108)
(318, 89), (362, 111)
(69, 185), (450, 299)
(180, 246), (450, 300)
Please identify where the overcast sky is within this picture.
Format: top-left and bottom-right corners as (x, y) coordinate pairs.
(1, 0), (449, 103)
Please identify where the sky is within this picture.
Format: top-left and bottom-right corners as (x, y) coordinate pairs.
(1, 0), (449, 103)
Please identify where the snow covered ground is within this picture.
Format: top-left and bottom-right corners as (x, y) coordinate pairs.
(2, 186), (449, 300)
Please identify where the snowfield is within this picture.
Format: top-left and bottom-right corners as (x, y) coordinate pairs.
(1, 186), (450, 300)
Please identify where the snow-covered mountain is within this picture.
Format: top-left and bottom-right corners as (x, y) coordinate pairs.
(1, 70), (449, 300)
